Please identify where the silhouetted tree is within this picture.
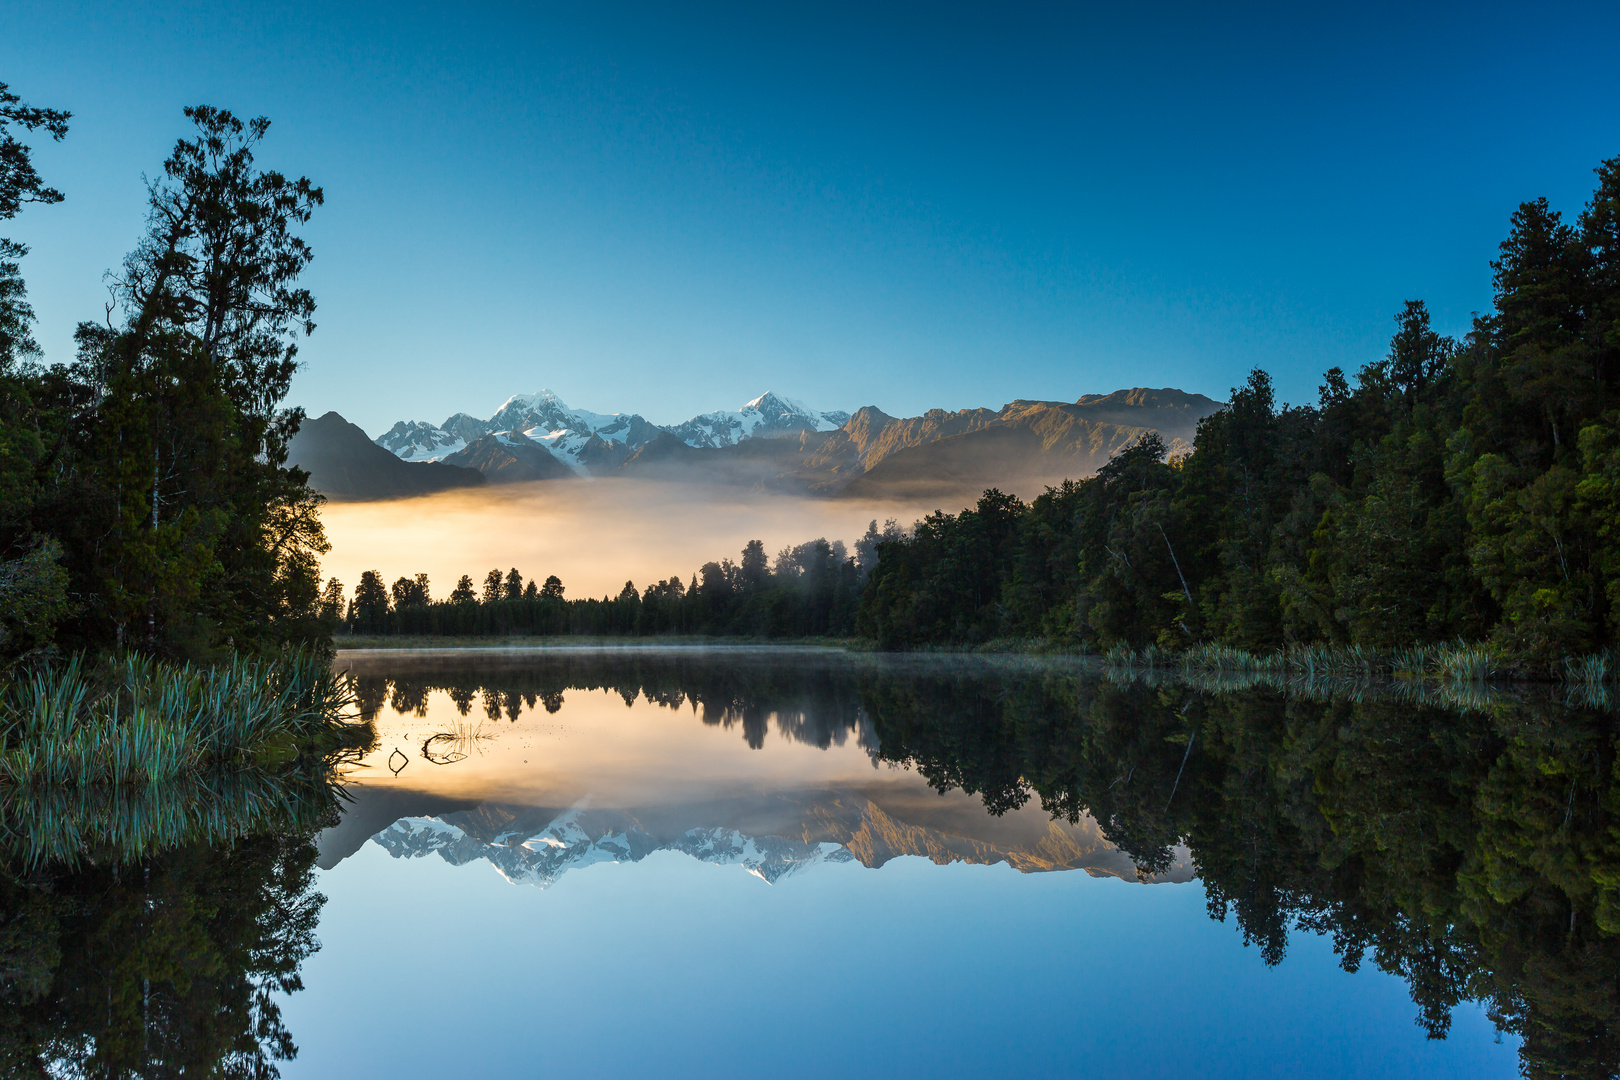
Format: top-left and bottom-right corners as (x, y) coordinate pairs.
(353, 570), (388, 632)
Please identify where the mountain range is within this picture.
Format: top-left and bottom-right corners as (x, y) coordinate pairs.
(289, 387), (1224, 501)
(376, 390), (850, 471)
(285, 412), (488, 500)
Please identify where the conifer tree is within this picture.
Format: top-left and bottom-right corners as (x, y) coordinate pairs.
(353, 571), (388, 633)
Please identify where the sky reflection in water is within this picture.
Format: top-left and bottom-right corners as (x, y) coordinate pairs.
(271, 648), (1521, 1079)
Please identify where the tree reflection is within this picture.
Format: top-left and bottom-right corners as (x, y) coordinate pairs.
(867, 672), (1620, 1079)
(348, 649), (875, 751)
(0, 828), (328, 1077)
(0, 774), (343, 1077)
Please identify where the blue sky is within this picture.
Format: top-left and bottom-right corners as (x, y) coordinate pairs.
(6, 1), (1620, 434)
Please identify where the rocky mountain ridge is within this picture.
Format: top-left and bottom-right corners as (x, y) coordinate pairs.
(286, 412), (486, 500)
(376, 390), (848, 470)
(348, 386), (1224, 501)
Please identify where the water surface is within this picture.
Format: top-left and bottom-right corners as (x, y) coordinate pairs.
(10, 646), (1614, 1077)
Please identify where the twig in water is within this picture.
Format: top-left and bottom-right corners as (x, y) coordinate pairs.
(1165, 732), (1195, 813)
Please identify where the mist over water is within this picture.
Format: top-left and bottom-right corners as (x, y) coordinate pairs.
(318, 478), (936, 600)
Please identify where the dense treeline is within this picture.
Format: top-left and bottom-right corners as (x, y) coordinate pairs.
(0, 86), (330, 667)
(331, 528), (902, 640)
(860, 153), (1620, 670)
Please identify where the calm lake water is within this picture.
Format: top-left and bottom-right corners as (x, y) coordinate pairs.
(10, 646), (1616, 1077)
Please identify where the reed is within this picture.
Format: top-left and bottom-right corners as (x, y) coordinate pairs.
(0, 649), (364, 788)
(1102, 641), (1137, 670)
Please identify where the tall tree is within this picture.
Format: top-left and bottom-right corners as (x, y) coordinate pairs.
(0, 83), (72, 664)
(10, 105), (329, 657)
(353, 571), (388, 632)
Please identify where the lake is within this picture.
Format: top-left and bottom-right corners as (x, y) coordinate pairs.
(9, 645), (1614, 1078)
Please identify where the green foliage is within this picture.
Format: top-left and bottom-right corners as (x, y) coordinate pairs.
(0, 649), (363, 789)
(0, 97), (330, 664)
(0, 540), (71, 662)
(858, 154), (1620, 671)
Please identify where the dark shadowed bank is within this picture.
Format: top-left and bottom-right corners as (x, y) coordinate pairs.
(0, 94), (370, 1080)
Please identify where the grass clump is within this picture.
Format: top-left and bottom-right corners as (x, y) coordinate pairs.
(0, 650), (365, 788)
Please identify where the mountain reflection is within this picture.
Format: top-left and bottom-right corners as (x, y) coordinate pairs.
(342, 649), (1619, 1078)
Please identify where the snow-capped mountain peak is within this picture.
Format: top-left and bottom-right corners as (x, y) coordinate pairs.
(667, 391), (850, 450)
(373, 389), (852, 471)
(374, 419), (469, 461)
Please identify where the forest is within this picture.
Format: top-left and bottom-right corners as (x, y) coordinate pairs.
(315, 152), (1620, 672)
(0, 85), (373, 796)
(860, 155), (1620, 671)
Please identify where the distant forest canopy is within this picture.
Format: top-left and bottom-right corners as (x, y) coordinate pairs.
(330, 523), (906, 639)
(861, 153), (1620, 669)
(0, 85), (330, 666)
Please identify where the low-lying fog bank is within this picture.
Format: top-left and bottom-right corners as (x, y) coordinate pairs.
(318, 477), (939, 600)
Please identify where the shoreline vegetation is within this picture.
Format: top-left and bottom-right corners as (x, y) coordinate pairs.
(0, 85), (1618, 827)
(0, 648), (371, 864)
(853, 156), (1620, 676)
(333, 633), (858, 650)
(0, 650), (368, 788)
